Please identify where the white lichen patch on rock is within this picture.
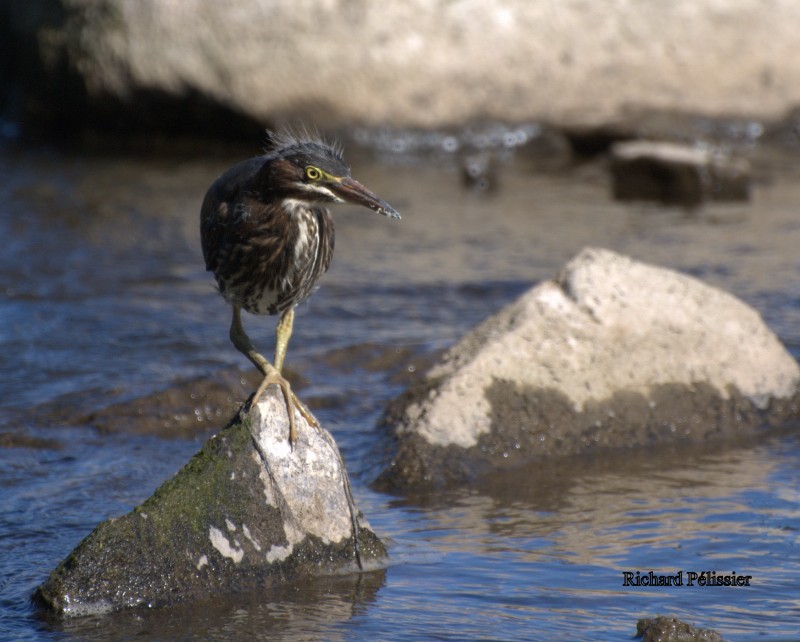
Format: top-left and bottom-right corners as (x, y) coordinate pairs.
(209, 525), (244, 563)
(242, 524), (261, 552)
(196, 554), (208, 570)
(266, 544), (293, 563)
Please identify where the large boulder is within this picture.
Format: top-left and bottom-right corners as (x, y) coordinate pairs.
(375, 248), (800, 490)
(5, 1), (800, 130)
(35, 388), (385, 616)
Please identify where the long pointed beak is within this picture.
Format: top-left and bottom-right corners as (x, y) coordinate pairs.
(330, 177), (401, 220)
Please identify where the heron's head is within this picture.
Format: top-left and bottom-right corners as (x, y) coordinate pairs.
(260, 130), (400, 219)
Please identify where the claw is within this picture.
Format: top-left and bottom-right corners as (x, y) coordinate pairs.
(248, 367), (319, 447)
(249, 367), (299, 445)
(291, 392), (319, 430)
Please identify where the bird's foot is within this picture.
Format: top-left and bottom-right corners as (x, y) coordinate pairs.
(247, 368), (317, 447)
(290, 392), (319, 430)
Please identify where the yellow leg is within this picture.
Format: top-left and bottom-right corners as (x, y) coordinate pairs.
(273, 308), (319, 431)
(274, 308), (293, 373)
(229, 306), (318, 445)
(230, 305), (271, 375)
(230, 305), (300, 444)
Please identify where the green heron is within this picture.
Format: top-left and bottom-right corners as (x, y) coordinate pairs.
(201, 130), (400, 445)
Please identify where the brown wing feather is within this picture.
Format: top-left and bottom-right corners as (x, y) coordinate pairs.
(200, 156), (266, 273)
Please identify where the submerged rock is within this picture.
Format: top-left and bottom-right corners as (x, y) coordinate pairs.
(35, 388), (385, 616)
(374, 248), (800, 490)
(37, 367), (263, 439)
(610, 140), (751, 206)
(636, 616), (725, 642)
(461, 152), (498, 192)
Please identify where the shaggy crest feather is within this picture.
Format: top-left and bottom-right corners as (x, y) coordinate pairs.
(263, 127), (344, 162)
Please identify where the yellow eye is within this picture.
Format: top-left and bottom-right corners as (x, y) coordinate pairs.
(305, 166), (323, 181)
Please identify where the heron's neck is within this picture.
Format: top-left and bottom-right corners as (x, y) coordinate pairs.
(281, 198), (313, 218)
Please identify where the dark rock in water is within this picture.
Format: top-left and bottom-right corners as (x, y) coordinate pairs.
(610, 140), (750, 206)
(461, 152), (497, 192)
(374, 248), (800, 491)
(46, 368), (263, 439)
(0, 431), (62, 450)
(35, 388), (386, 616)
(636, 616), (725, 642)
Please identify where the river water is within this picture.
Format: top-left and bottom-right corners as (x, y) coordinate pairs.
(1, 130), (800, 640)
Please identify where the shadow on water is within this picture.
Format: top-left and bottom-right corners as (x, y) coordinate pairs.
(2, 130), (800, 639)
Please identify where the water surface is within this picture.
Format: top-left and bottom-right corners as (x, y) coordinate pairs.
(2, 137), (800, 640)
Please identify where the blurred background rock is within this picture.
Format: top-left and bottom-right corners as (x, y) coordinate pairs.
(3, 0), (800, 140)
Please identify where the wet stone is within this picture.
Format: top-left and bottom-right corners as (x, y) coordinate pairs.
(34, 388), (386, 616)
(374, 247), (800, 491)
(636, 616), (725, 642)
(610, 140), (751, 206)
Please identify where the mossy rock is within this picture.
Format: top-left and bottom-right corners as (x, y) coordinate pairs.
(36, 389), (386, 616)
